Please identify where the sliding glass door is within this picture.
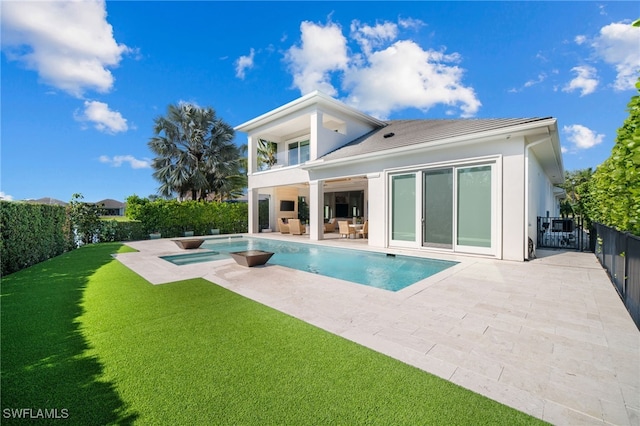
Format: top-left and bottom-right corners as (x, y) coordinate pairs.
(391, 174), (416, 243)
(419, 164), (494, 255)
(390, 163), (494, 254)
(423, 169), (453, 248)
(456, 166), (492, 250)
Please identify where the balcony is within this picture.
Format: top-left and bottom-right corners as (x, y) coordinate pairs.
(257, 139), (310, 171)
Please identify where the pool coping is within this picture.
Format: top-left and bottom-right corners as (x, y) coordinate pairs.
(147, 235), (464, 292)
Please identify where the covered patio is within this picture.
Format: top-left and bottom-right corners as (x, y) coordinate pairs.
(248, 176), (370, 240)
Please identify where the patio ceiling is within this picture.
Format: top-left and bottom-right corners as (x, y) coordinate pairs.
(258, 114), (311, 142)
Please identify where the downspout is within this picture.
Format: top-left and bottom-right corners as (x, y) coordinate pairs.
(524, 132), (551, 260)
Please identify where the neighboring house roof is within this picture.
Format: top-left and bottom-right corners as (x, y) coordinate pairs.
(96, 199), (125, 209)
(28, 197), (68, 206)
(318, 118), (554, 162)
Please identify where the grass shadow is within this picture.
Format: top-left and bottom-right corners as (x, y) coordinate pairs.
(1, 243), (138, 425)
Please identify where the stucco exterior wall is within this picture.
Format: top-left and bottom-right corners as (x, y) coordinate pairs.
(310, 136), (529, 260)
(366, 173), (385, 248)
(501, 137), (526, 261)
(249, 167), (309, 189)
(314, 109), (379, 158)
(527, 149), (559, 246)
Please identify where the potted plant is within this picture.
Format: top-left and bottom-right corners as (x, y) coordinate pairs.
(149, 231), (162, 239)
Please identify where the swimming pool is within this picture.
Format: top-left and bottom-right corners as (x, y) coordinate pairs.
(161, 237), (457, 292)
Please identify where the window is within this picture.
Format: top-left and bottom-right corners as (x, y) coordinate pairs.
(288, 140), (309, 165)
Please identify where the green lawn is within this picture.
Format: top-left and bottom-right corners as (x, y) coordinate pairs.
(1, 243), (545, 425)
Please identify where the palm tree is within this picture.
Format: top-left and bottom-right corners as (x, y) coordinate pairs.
(148, 103), (241, 200)
(257, 139), (278, 170)
(209, 144), (247, 201)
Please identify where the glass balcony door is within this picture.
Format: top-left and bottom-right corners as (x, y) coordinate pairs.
(288, 140), (310, 166)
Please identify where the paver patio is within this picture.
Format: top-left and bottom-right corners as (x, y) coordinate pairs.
(117, 235), (640, 425)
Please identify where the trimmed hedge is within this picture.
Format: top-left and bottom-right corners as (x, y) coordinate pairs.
(98, 219), (147, 242)
(0, 201), (73, 276)
(587, 79), (640, 236)
(1, 197), (249, 275)
(125, 197), (248, 238)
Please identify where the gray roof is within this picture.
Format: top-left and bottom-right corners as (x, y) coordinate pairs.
(28, 197), (68, 206)
(96, 199), (125, 208)
(320, 118), (552, 161)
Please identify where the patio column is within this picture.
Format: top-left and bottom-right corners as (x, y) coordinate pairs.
(247, 188), (259, 234)
(247, 135), (257, 174)
(309, 180), (323, 241)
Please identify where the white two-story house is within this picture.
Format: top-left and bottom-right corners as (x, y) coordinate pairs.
(235, 91), (564, 261)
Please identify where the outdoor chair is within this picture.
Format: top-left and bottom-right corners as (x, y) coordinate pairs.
(356, 220), (368, 239)
(324, 218), (336, 233)
(288, 219), (306, 235)
(338, 221), (355, 238)
(278, 219), (290, 234)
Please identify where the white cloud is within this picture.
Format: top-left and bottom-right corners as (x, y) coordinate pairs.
(235, 48), (255, 79)
(525, 73), (547, 88)
(350, 20), (398, 56)
(76, 101), (128, 134)
(398, 17), (425, 30)
(563, 66), (599, 96)
(0, 191), (14, 201)
(535, 52), (549, 62)
(509, 73), (548, 93)
(99, 155), (150, 169)
(343, 41), (480, 118)
(574, 35), (587, 45)
(1, 0), (130, 97)
(591, 22), (640, 91)
(598, 5), (608, 16)
(284, 21), (349, 96)
(562, 124), (605, 150)
(284, 19), (480, 118)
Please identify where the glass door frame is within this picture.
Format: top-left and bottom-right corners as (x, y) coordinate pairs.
(388, 172), (421, 248)
(388, 157), (500, 256)
(452, 163), (497, 256)
(422, 168), (454, 249)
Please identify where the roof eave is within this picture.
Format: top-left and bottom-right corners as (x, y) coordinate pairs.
(234, 91), (385, 133)
(304, 117), (560, 170)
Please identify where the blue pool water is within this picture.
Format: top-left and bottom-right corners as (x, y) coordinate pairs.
(161, 237), (457, 292)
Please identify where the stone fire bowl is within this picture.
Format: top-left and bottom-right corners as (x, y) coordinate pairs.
(229, 250), (274, 267)
(171, 238), (205, 249)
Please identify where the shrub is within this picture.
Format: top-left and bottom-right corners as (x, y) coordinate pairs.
(98, 219), (147, 242)
(124, 196), (248, 238)
(0, 201), (73, 275)
(588, 78), (640, 235)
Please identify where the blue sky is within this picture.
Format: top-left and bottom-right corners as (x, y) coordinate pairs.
(1, 1), (638, 203)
